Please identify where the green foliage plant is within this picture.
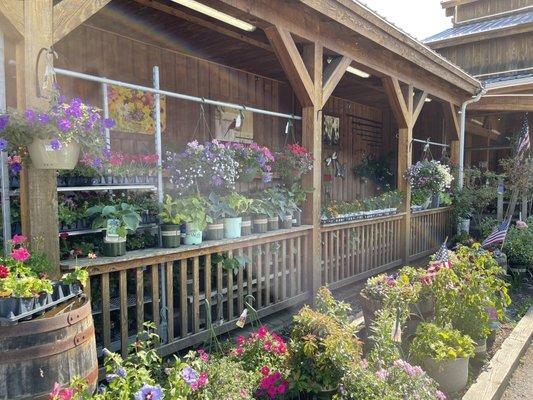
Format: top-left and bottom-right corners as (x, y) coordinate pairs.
(88, 203), (141, 238)
(159, 195), (187, 225)
(410, 322), (475, 362)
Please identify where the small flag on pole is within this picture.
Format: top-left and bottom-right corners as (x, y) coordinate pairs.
(434, 239), (451, 269)
(482, 219), (511, 248)
(517, 115), (530, 157)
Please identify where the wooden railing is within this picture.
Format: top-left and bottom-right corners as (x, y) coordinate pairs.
(61, 227), (311, 359)
(320, 213), (405, 290)
(409, 206), (453, 260)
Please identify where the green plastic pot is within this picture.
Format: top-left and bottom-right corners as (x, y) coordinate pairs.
(268, 217), (279, 231)
(253, 215), (268, 234)
(184, 224), (203, 245)
(103, 237), (126, 257)
(224, 217), (242, 239)
(241, 216), (252, 236)
(206, 220), (224, 241)
(161, 224), (181, 248)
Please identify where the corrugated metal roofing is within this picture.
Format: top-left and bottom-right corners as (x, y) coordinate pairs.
(424, 10), (533, 43)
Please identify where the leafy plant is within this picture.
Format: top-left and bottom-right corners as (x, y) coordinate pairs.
(176, 195), (211, 231)
(221, 192), (253, 217)
(87, 203), (141, 238)
(353, 153), (395, 192)
(61, 267), (89, 287)
(503, 217), (533, 268)
(409, 322), (475, 362)
(159, 195), (187, 225)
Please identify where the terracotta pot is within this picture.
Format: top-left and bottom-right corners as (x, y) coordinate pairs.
(360, 292), (383, 329)
(423, 357), (469, 393)
(28, 139), (80, 170)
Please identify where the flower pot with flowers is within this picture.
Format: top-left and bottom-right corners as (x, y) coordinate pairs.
(220, 192), (253, 239)
(409, 322), (475, 394)
(273, 143), (313, 185)
(231, 142), (274, 184)
(177, 196), (211, 245)
(87, 203), (141, 257)
(159, 195), (187, 248)
(405, 160), (453, 210)
(0, 96), (114, 170)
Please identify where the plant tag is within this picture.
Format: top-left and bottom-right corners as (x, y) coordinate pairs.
(106, 219), (120, 237)
(236, 308), (247, 328)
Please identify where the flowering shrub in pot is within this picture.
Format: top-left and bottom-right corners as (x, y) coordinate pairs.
(87, 203), (141, 257)
(220, 192), (253, 239)
(405, 160), (453, 208)
(0, 97), (113, 170)
(230, 142), (274, 184)
(158, 195), (187, 248)
(273, 143), (313, 184)
(409, 322), (475, 394)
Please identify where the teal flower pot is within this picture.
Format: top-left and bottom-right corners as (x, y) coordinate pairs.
(161, 224), (181, 248)
(224, 217), (242, 239)
(184, 224), (203, 245)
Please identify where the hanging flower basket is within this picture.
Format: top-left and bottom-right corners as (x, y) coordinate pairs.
(28, 139), (80, 170)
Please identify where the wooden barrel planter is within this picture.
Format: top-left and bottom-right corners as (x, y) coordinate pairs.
(0, 297), (97, 399)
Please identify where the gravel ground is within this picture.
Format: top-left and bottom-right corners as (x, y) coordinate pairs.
(500, 343), (533, 400)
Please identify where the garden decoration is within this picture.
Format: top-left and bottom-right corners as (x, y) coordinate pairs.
(159, 195), (187, 248)
(87, 203), (142, 256)
(0, 97), (114, 170)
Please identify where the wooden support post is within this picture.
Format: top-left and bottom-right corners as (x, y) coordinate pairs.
(17, 0), (60, 274)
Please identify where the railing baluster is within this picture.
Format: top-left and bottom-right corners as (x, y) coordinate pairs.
(119, 270), (128, 357)
(273, 242), (279, 302)
(227, 250), (234, 320)
(151, 264), (160, 328)
(281, 239), (287, 300)
(166, 261), (174, 341)
(256, 245), (262, 308)
(237, 248), (244, 314)
(179, 259), (187, 339)
(289, 238), (295, 297)
(136, 268), (144, 334)
(296, 236), (302, 294)
(265, 244), (271, 306)
(204, 254), (211, 330)
(216, 256), (223, 322)
(101, 273), (111, 351)
(247, 247), (253, 297)
(193, 257), (200, 333)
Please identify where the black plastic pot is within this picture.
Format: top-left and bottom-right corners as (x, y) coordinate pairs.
(161, 224), (181, 248)
(293, 209), (302, 227)
(206, 220), (224, 240)
(0, 297), (17, 318)
(103, 239), (127, 257)
(253, 214), (268, 234)
(281, 214), (293, 229)
(241, 216), (252, 236)
(268, 217), (279, 231)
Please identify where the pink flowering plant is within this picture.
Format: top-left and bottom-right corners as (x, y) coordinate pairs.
(230, 142), (275, 183)
(82, 152), (159, 180)
(273, 144), (313, 184)
(404, 160), (453, 195)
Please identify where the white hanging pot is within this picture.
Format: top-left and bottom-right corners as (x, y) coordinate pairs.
(28, 139), (80, 170)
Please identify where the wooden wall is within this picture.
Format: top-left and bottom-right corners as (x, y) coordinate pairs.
(437, 32), (533, 76)
(456, 0), (533, 23)
(43, 24), (395, 202)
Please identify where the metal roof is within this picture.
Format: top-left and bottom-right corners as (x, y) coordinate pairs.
(424, 10), (533, 43)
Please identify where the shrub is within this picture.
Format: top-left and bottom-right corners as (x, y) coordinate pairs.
(503, 217), (533, 268)
(410, 323), (475, 362)
(288, 306), (361, 393)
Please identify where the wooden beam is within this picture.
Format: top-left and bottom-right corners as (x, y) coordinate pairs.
(412, 91), (428, 123)
(441, 0), (481, 9)
(443, 102), (460, 139)
(382, 76), (409, 128)
(469, 96), (533, 112)
(322, 56), (352, 107)
(53, 0), (111, 43)
(466, 120), (500, 140)
(18, 0), (60, 273)
(133, 0), (272, 52)
(0, 0), (24, 41)
(264, 26), (314, 106)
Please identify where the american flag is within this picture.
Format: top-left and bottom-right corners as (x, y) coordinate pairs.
(517, 116), (530, 157)
(434, 240), (451, 268)
(482, 219), (511, 248)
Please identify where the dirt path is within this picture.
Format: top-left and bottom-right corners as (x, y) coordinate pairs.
(500, 343), (533, 400)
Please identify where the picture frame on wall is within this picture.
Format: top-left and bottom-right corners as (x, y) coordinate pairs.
(323, 114), (340, 146)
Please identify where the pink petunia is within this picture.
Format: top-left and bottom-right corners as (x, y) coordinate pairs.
(11, 247), (30, 262)
(11, 234), (27, 245)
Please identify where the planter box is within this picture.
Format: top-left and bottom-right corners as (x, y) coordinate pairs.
(241, 217), (252, 236)
(224, 217), (242, 239)
(281, 214), (293, 229)
(184, 224), (203, 245)
(268, 217), (279, 231)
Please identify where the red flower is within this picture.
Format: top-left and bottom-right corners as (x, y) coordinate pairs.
(0, 264), (9, 279)
(261, 366), (270, 376)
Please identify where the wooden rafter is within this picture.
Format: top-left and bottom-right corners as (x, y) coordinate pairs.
(53, 0), (112, 43)
(133, 0), (272, 52)
(264, 26), (315, 106)
(0, 0), (23, 40)
(412, 90), (428, 123)
(444, 102), (460, 139)
(466, 120), (500, 140)
(322, 56), (352, 107)
(382, 76), (409, 128)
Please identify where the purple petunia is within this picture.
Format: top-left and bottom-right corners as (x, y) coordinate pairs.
(262, 173), (272, 184)
(66, 105), (82, 118)
(0, 115), (9, 130)
(37, 113), (50, 124)
(92, 157), (103, 168)
(103, 118), (115, 129)
(181, 366), (199, 385)
(10, 163), (21, 174)
(134, 384), (163, 400)
(116, 366), (127, 378)
(70, 97), (82, 107)
(24, 109), (36, 122)
(0, 138), (7, 151)
(57, 118), (71, 132)
(49, 138), (62, 151)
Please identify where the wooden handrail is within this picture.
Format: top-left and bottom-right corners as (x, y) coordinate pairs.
(320, 212), (406, 232)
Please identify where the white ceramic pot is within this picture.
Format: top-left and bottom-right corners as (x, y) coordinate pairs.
(28, 139), (80, 170)
(423, 357), (469, 393)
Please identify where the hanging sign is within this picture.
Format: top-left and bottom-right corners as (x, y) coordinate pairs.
(214, 106), (253, 142)
(108, 85), (166, 135)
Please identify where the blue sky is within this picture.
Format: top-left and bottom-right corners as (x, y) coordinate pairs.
(360, 0), (452, 40)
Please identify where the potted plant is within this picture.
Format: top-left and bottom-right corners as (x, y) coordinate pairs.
(288, 184), (312, 227)
(61, 267), (88, 295)
(273, 143), (314, 185)
(177, 195), (211, 245)
(206, 192), (226, 240)
(87, 203), (141, 257)
(0, 97), (113, 170)
(410, 322), (475, 393)
(230, 142), (274, 183)
(250, 199), (269, 234)
(221, 192), (253, 239)
(405, 160), (453, 209)
(159, 195), (187, 248)
(264, 188), (285, 230)
(452, 188), (473, 234)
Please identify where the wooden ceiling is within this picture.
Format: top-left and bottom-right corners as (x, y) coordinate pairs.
(80, 0), (390, 108)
